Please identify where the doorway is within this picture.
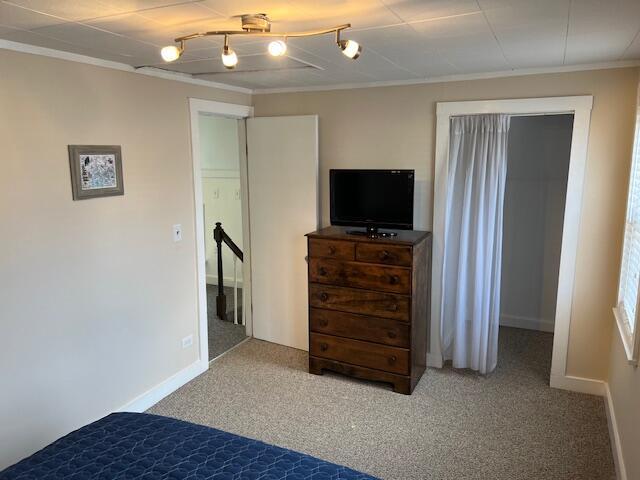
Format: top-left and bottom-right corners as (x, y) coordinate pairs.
(499, 114), (573, 380)
(432, 96), (595, 394)
(199, 113), (248, 360)
(190, 100), (319, 367)
(189, 99), (253, 365)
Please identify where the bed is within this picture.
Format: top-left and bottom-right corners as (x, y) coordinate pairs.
(0, 412), (377, 479)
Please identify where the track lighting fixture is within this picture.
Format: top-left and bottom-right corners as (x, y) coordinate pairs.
(221, 35), (238, 69)
(268, 39), (287, 57)
(160, 14), (363, 69)
(336, 29), (361, 60)
(339, 39), (361, 59)
(160, 41), (184, 62)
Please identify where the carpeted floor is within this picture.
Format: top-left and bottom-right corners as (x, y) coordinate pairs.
(148, 327), (615, 479)
(207, 284), (247, 360)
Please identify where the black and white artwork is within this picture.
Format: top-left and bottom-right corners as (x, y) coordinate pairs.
(80, 154), (117, 190)
(68, 145), (124, 200)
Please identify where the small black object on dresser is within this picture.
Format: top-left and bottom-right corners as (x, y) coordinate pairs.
(306, 226), (431, 394)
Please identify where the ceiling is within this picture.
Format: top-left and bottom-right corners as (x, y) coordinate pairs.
(1, 0), (639, 92)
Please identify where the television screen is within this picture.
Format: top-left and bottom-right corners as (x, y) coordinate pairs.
(330, 169), (414, 230)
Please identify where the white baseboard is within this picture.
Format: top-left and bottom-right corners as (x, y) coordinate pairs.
(604, 383), (627, 480)
(116, 359), (208, 413)
(427, 352), (443, 368)
(550, 374), (605, 396)
(500, 314), (555, 333)
(206, 274), (244, 288)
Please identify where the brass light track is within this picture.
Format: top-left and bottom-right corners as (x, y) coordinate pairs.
(160, 14), (362, 69)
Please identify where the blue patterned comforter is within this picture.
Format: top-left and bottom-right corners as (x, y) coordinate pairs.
(0, 413), (377, 479)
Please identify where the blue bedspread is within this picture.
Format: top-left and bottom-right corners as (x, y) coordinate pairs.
(0, 413), (377, 479)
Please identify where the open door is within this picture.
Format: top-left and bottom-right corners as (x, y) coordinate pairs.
(247, 115), (318, 350)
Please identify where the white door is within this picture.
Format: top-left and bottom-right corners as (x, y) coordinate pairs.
(247, 115), (318, 350)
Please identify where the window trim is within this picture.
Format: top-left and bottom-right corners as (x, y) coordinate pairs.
(612, 306), (639, 365)
(614, 85), (640, 366)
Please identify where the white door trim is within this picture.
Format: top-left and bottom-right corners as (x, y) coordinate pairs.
(188, 98), (254, 366)
(431, 96), (593, 393)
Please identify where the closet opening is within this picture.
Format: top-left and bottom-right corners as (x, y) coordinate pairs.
(432, 96), (593, 389)
(500, 114), (573, 379)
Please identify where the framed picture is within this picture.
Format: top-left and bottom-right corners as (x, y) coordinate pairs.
(68, 145), (124, 200)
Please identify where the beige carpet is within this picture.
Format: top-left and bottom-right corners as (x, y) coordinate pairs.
(148, 327), (614, 479)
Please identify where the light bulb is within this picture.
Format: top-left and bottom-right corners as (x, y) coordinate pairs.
(268, 40), (287, 57)
(221, 47), (238, 69)
(161, 45), (182, 62)
(339, 39), (362, 59)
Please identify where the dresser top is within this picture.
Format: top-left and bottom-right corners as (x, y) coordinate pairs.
(306, 226), (431, 246)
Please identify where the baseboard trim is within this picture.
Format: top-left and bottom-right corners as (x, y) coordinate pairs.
(500, 314), (555, 333)
(116, 359), (208, 413)
(604, 383), (628, 480)
(549, 374), (605, 396)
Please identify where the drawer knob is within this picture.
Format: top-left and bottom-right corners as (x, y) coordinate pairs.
(318, 267), (327, 276)
(389, 355), (397, 364)
(388, 304), (398, 312)
(320, 292), (329, 302)
(388, 331), (397, 339)
(328, 246), (336, 255)
(320, 343), (329, 352)
(380, 250), (390, 260)
(389, 275), (400, 285)
(320, 319), (329, 327)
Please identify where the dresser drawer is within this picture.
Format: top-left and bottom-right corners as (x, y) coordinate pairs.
(309, 258), (411, 294)
(309, 284), (410, 321)
(356, 243), (412, 266)
(310, 308), (409, 347)
(308, 238), (355, 261)
(310, 333), (409, 375)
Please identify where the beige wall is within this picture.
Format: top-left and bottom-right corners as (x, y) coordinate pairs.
(2, 44), (639, 474)
(608, 332), (640, 479)
(254, 67), (640, 380)
(0, 48), (250, 469)
(607, 79), (640, 480)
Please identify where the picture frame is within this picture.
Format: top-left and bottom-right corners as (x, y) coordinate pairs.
(68, 145), (124, 200)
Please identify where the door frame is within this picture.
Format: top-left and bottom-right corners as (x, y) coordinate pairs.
(189, 98), (254, 366)
(431, 96), (594, 394)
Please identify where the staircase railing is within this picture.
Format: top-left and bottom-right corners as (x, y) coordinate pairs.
(213, 222), (243, 324)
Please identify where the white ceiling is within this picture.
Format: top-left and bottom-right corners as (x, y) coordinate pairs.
(1, 0), (639, 91)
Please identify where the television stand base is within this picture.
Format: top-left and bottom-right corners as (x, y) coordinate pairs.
(346, 228), (398, 239)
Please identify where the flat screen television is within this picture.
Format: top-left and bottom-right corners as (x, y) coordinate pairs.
(330, 169), (414, 233)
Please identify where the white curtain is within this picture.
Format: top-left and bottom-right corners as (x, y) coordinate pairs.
(440, 114), (510, 374)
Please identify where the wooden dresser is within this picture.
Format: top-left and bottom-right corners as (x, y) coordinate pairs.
(306, 226), (431, 394)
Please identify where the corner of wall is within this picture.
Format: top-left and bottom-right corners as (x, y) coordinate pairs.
(604, 380), (627, 480)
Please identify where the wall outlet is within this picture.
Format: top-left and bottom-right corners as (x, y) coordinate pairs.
(173, 224), (182, 242)
(181, 334), (193, 349)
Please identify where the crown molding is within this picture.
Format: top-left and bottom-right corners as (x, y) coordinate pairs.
(0, 39), (253, 95)
(253, 60), (640, 95)
(2, 38), (639, 97)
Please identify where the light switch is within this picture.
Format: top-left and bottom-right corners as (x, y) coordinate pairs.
(173, 224), (182, 242)
(235, 188), (240, 200)
(212, 188), (220, 199)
